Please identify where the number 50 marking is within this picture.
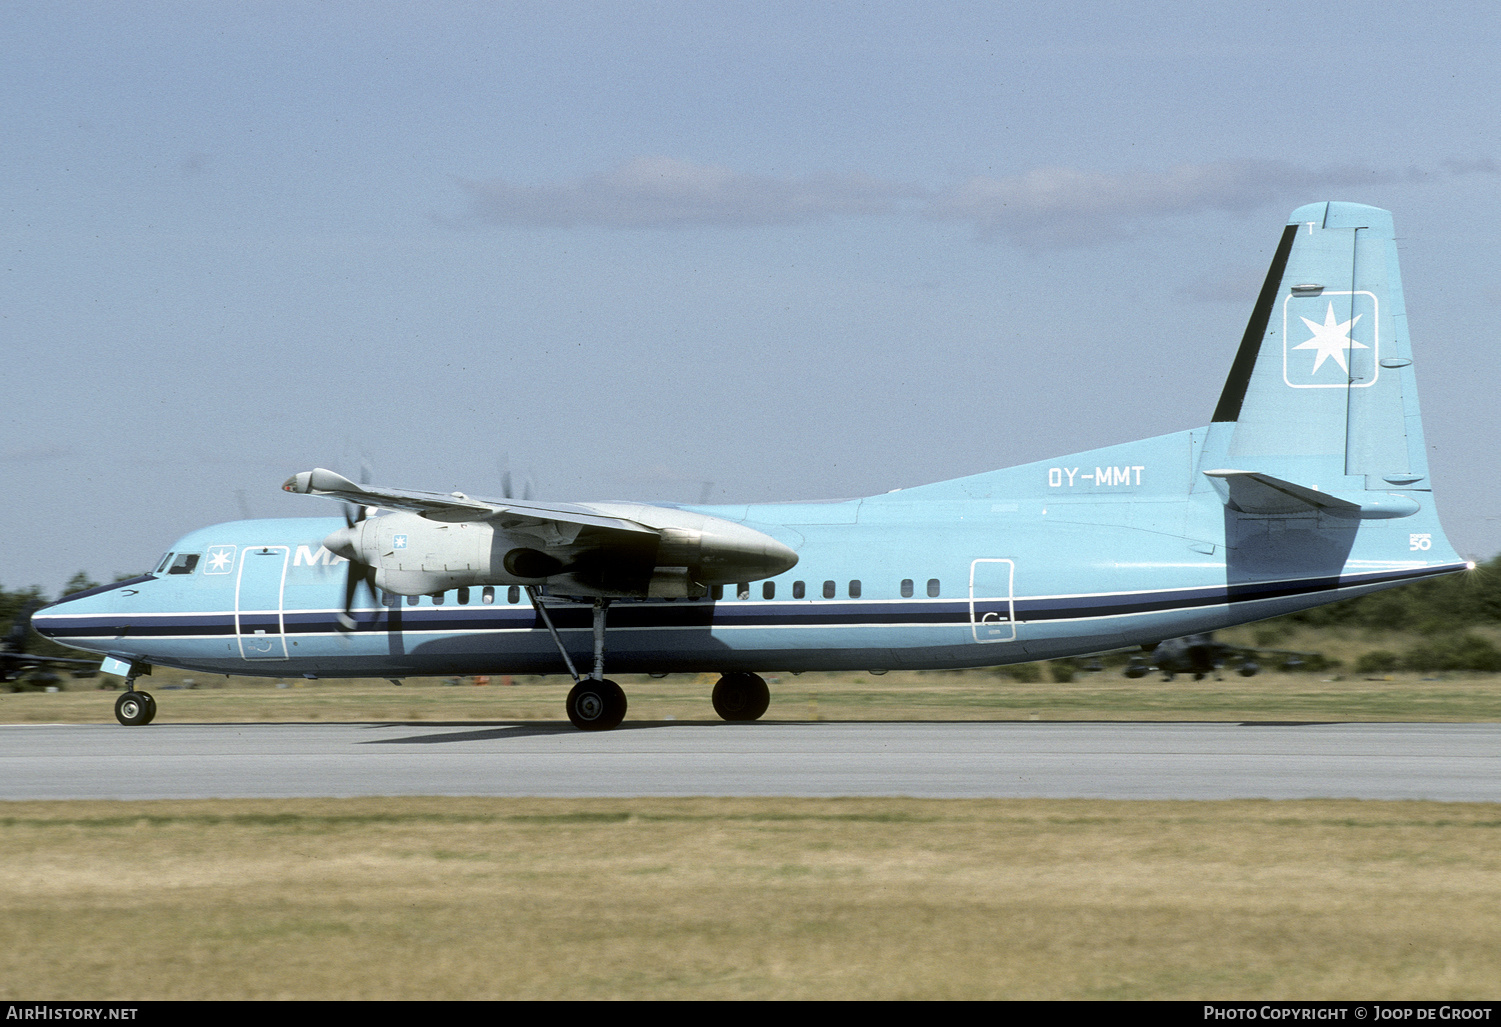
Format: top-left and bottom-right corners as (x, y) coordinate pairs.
(1410, 533), (1432, 551)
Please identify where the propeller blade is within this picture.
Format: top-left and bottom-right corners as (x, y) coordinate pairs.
(338, 559), (375, 632)
(338, 561), (360, 631)
(336, 454), (375, 527)
(499, 453), (535, 501)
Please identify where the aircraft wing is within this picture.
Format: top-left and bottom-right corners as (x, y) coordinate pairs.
(285, 468), (797, 596)
(0, 649), (101, 683)
(5, 652), (102, 668)
(282, 468), (658, 536)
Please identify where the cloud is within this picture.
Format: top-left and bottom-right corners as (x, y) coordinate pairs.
(461, 155), (1497, 247)
(464, 156), (919, 228)
(921, 160), (1434, 247)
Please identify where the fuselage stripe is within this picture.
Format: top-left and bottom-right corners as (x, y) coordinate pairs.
(38, 562), (1462, 642)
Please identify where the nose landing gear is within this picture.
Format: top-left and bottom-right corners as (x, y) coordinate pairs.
(110, 662), (157, 725)
(114, 687), (156, 726)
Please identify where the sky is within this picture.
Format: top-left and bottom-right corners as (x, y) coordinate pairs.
(6, 1), (1501, 594)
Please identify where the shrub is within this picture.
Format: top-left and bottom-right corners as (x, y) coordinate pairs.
(1402, 634), (1501, 673)
(1355, 651), (1399, 674)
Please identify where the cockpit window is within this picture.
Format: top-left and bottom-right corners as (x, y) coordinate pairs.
(156, 553), (175, 574)
(167, 553), (200, 575)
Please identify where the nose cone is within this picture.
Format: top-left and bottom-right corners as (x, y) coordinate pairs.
(26, 577), (145, 654)
(32, 577), (131, 637)
(30, 602), (63, 640)
(322, 524), (360, 561)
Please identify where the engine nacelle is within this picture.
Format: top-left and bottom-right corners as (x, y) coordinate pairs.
(322, 507), (796, 598)
(321, 514), (495, 595)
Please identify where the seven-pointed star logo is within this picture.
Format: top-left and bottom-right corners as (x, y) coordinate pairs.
(205, 546), (236, 573)
(1293, 301), (1366, 375)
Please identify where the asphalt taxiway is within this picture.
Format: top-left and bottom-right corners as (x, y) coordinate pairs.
(2, 720), (1497, 801)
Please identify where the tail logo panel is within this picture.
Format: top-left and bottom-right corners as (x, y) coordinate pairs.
(1283, 292), (1379, 388)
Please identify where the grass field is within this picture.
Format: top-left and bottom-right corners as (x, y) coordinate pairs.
(7, 664), (1501, 725)
(7, 631), (1498, 1000)
(2, 796), (1498, 1000)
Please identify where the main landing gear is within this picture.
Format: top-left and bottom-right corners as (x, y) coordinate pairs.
(566, 677), (628, 731)
(529, 591), (628, 731)
(712, 672), (770, 722)
(526, 589), (774, 729)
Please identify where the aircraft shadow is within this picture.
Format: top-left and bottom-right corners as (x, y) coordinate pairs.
(358, 718), (1343, 744)
(360, 719), (724, 743)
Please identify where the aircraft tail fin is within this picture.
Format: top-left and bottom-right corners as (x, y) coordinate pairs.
(1208, 202), (1430, 492)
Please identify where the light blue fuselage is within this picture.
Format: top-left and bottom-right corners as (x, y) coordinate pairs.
(34, 424), (1463, 680)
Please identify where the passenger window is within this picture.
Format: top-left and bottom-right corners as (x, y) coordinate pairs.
(457, 587), (470, 605)
(406, 594), (419, 606)
(822, 580), (835, 599)
(737, 583), (750, 600)
(901, 579), (914, 598)
(482, 586), (495, 605)
(763, 581), (775, 600)
(849, 580), (861, 599)
(508, 585), (520, 604)
(712, 585), (724, 601)
(927, 578), (940, 598)
(382, 591), (398, 607)
(793, 581), (805, 599)
(168, 553), (200, 575)
(432, 592), (445, 606)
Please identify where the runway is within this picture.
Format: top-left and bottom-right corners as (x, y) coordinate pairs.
(3, 720), (1498, 801)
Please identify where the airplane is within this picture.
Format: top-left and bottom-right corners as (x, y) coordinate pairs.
(1, 602), (101, 690)
(1122, 633), (1314, 681)
(33, 202), (1470, 729)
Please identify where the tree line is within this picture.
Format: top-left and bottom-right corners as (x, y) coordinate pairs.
(1267, 553), (1501, 672)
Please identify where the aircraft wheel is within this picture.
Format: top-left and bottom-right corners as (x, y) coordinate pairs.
(566, 678), (627, 731)
(712, 672), (770, 722)
(114, 691), (153, 726)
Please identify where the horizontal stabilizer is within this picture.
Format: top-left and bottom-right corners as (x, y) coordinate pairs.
(1202, 469), (1419, 519)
